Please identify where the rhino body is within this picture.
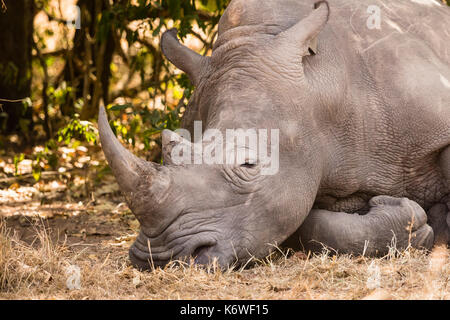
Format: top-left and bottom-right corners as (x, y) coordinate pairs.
(99, 0), (450, 269)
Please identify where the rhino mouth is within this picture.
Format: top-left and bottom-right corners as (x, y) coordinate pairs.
(129, 231), (219, 270)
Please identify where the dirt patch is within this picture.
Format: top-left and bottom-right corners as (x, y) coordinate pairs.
(4, 203), (134, 243)
(0, 187), (138, 264)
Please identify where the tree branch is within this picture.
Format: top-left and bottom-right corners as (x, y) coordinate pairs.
(32, 41), (52, 139)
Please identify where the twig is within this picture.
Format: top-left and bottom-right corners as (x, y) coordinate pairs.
(0, 171), (59, 184)
(32, 41), (52, 139)
(0, 98), (27, 103)
(0, 168), (84, 184)
(32, 49), (67, 59)
(112, 29), (129, 65)
(67, 242), (98, 247)
(41, 8), (67, 25)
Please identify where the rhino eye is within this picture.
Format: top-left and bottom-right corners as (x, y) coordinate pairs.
(240, 161), (257, 168)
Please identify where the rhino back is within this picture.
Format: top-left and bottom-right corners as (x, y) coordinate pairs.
(219, 0), (450, 60)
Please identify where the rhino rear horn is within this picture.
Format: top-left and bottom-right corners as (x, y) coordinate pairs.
(161, 28), (210, 86)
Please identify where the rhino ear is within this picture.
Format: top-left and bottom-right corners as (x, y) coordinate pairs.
(161, 129), (193, 165)
(161, 29), (210, 86)
(276, 1), (329, 57)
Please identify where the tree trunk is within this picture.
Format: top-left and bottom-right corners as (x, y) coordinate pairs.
(0, 0), (34, 136)
(63, 0), (115, 120)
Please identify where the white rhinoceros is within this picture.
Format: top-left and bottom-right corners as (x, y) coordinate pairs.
(99, 0), (450, 269)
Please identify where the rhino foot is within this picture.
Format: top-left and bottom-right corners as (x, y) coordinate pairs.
(298, 195), (434, 256)
(409, 224), (434, 251)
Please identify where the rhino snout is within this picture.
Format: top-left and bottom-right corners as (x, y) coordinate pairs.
(128, 232), (230, 270)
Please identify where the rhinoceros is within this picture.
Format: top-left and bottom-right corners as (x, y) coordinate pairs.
(98, 0), (450, 270)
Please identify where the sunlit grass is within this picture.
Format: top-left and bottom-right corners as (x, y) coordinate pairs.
(1, 219), (448, 300)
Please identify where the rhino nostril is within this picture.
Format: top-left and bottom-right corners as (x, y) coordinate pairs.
(192, 245), (213, 258)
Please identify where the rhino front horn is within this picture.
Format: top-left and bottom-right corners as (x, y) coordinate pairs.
(98, 105), (170, 201)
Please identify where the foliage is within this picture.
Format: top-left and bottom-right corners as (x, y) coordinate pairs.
(0, 0), (229, 181)
(28, 117), (97, 182)
(92, 0), (228, 155)
(57, 117), (98, 145)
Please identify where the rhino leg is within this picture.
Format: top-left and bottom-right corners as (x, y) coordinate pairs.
(440, 146), (450, 188)
(436, 146), (450, 245)
(294, 196), (434, 256)
(427, 203), (449, 246)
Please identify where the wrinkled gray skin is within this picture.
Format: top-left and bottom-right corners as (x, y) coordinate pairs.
(98, 0), (450, 270)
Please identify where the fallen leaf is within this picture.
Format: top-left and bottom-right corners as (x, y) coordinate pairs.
(9, 183), (20, 190)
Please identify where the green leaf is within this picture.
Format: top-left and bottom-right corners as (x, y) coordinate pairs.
(109, 103), (132, 111)
(13, 153), (25, 176)
(32, 169), (42, 182)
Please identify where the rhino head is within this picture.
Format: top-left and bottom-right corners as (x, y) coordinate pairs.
(99, 1), (330, 269)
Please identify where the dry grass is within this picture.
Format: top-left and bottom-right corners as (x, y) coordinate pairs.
(0, 219), (449, 300)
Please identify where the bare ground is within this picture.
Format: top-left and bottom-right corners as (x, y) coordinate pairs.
(0, 159), (449, 300)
